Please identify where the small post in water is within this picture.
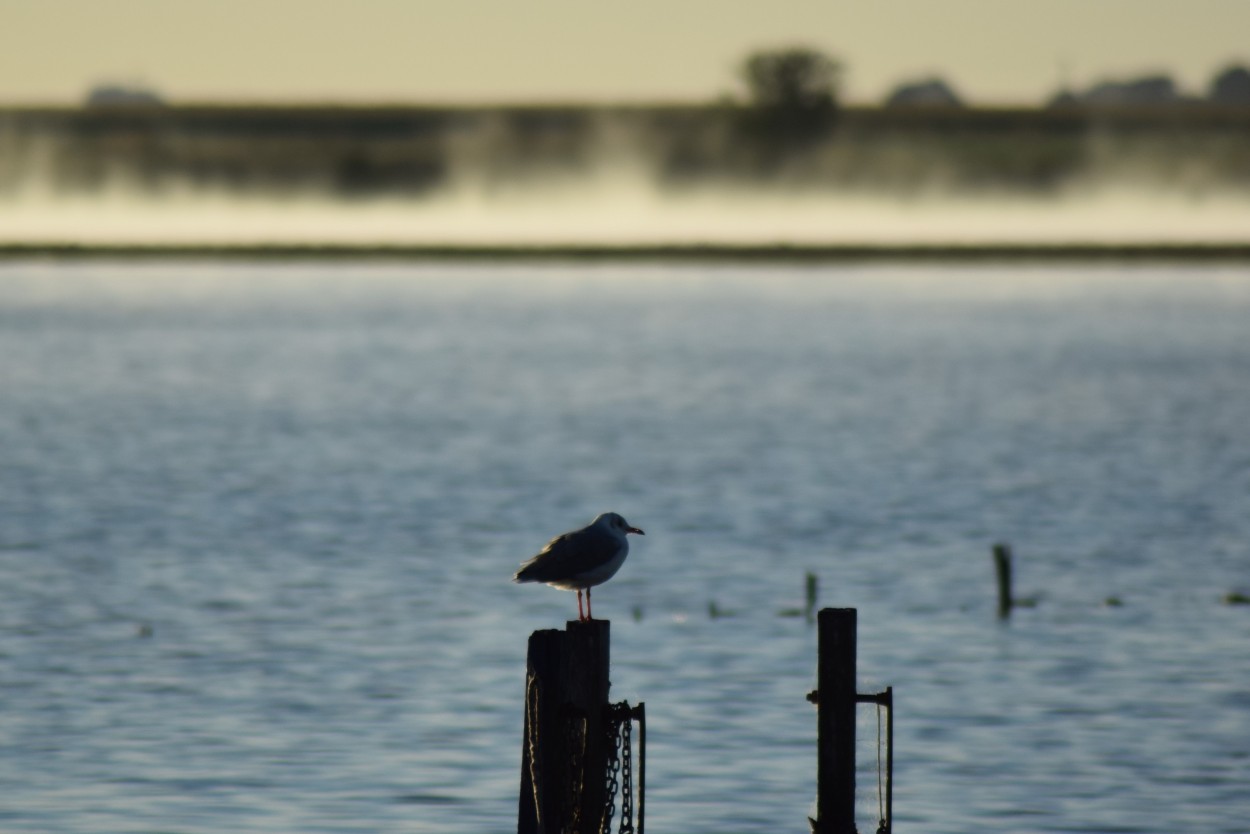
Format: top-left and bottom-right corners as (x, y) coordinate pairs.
(993, 543), (1013, 619)
(805, 571), (819, 623)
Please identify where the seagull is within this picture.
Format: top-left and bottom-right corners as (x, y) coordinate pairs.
(514, 512), (645, 621)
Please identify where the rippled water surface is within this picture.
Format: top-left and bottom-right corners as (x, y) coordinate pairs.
(1, 261), (1248, 834)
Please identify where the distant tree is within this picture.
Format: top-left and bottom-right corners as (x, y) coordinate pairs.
(1209, 65), (1250, 104)
(741, 47), (841, 112)
(737, 47), (841, 152)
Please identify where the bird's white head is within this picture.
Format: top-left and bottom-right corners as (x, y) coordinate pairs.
(596, 512), (645, 537)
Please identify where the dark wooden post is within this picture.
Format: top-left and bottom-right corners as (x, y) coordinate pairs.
(993, 543), (1013, 618)
(518, 620), (612, 834)
(567, 619), (611, 832)
(519, 629), (568, 834)
(814, 608), (857, 834)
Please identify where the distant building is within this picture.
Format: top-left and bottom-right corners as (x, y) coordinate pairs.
(1050, 74), (1196, 108)
(85, 84), (164, 108)
(1209, 65), (1250, 105)
(1047, 88), (1080, 108)
(884, 78), (962, 108)
(1082, 75), (1180, 105)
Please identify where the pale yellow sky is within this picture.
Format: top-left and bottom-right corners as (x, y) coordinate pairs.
(1, 0), (1247, 105)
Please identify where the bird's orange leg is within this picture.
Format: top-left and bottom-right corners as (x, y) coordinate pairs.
(576, 590), (585, 621)
(586, 587), (593, 620)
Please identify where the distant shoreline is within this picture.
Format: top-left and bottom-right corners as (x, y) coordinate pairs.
(2, 241), (1250, 262)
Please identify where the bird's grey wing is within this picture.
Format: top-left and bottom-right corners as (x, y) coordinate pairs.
(515, 526), (616, 582)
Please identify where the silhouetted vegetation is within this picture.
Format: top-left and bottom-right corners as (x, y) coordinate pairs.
(741, 48), (840, 117)
(736, 47), (840, 168)
(3, 98), (1250, 199)
(4, 51), (1249, 200)
(1210, 65), (1250, 104)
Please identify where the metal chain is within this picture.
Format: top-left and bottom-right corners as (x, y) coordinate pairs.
(618, 708), (634, 834)
(535, 693), (642, 834)
(600, 707), (622, 834)
(599, 701), (638, 834)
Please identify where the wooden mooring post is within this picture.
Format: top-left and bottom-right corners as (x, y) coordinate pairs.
(518, 619), (612, 834)
(993, 543), (1013, 618)
(520, 611), (887, 834)
(808, 607), (893, 834)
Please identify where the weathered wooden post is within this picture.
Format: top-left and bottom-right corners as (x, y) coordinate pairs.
(518, 620), (612, 834)
(518, 628), (567, 834)
(993, 543), (1013, 618)
(812, 607), (858, 834)
(566, 619), (611, 831)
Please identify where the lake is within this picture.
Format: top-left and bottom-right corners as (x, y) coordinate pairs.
(0, 260), (1247, 834)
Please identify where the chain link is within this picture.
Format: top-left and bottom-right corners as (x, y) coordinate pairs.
(600, 707), (621, 834)
(619, 708), (634, 834)
(530, 686), (644, 834)
(600, 702), (640, 834)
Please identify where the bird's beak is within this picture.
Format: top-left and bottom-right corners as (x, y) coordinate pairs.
(628, 526), (645, 536)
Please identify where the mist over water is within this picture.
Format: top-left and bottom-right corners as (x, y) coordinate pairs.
(6, 176), (1250, 247)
